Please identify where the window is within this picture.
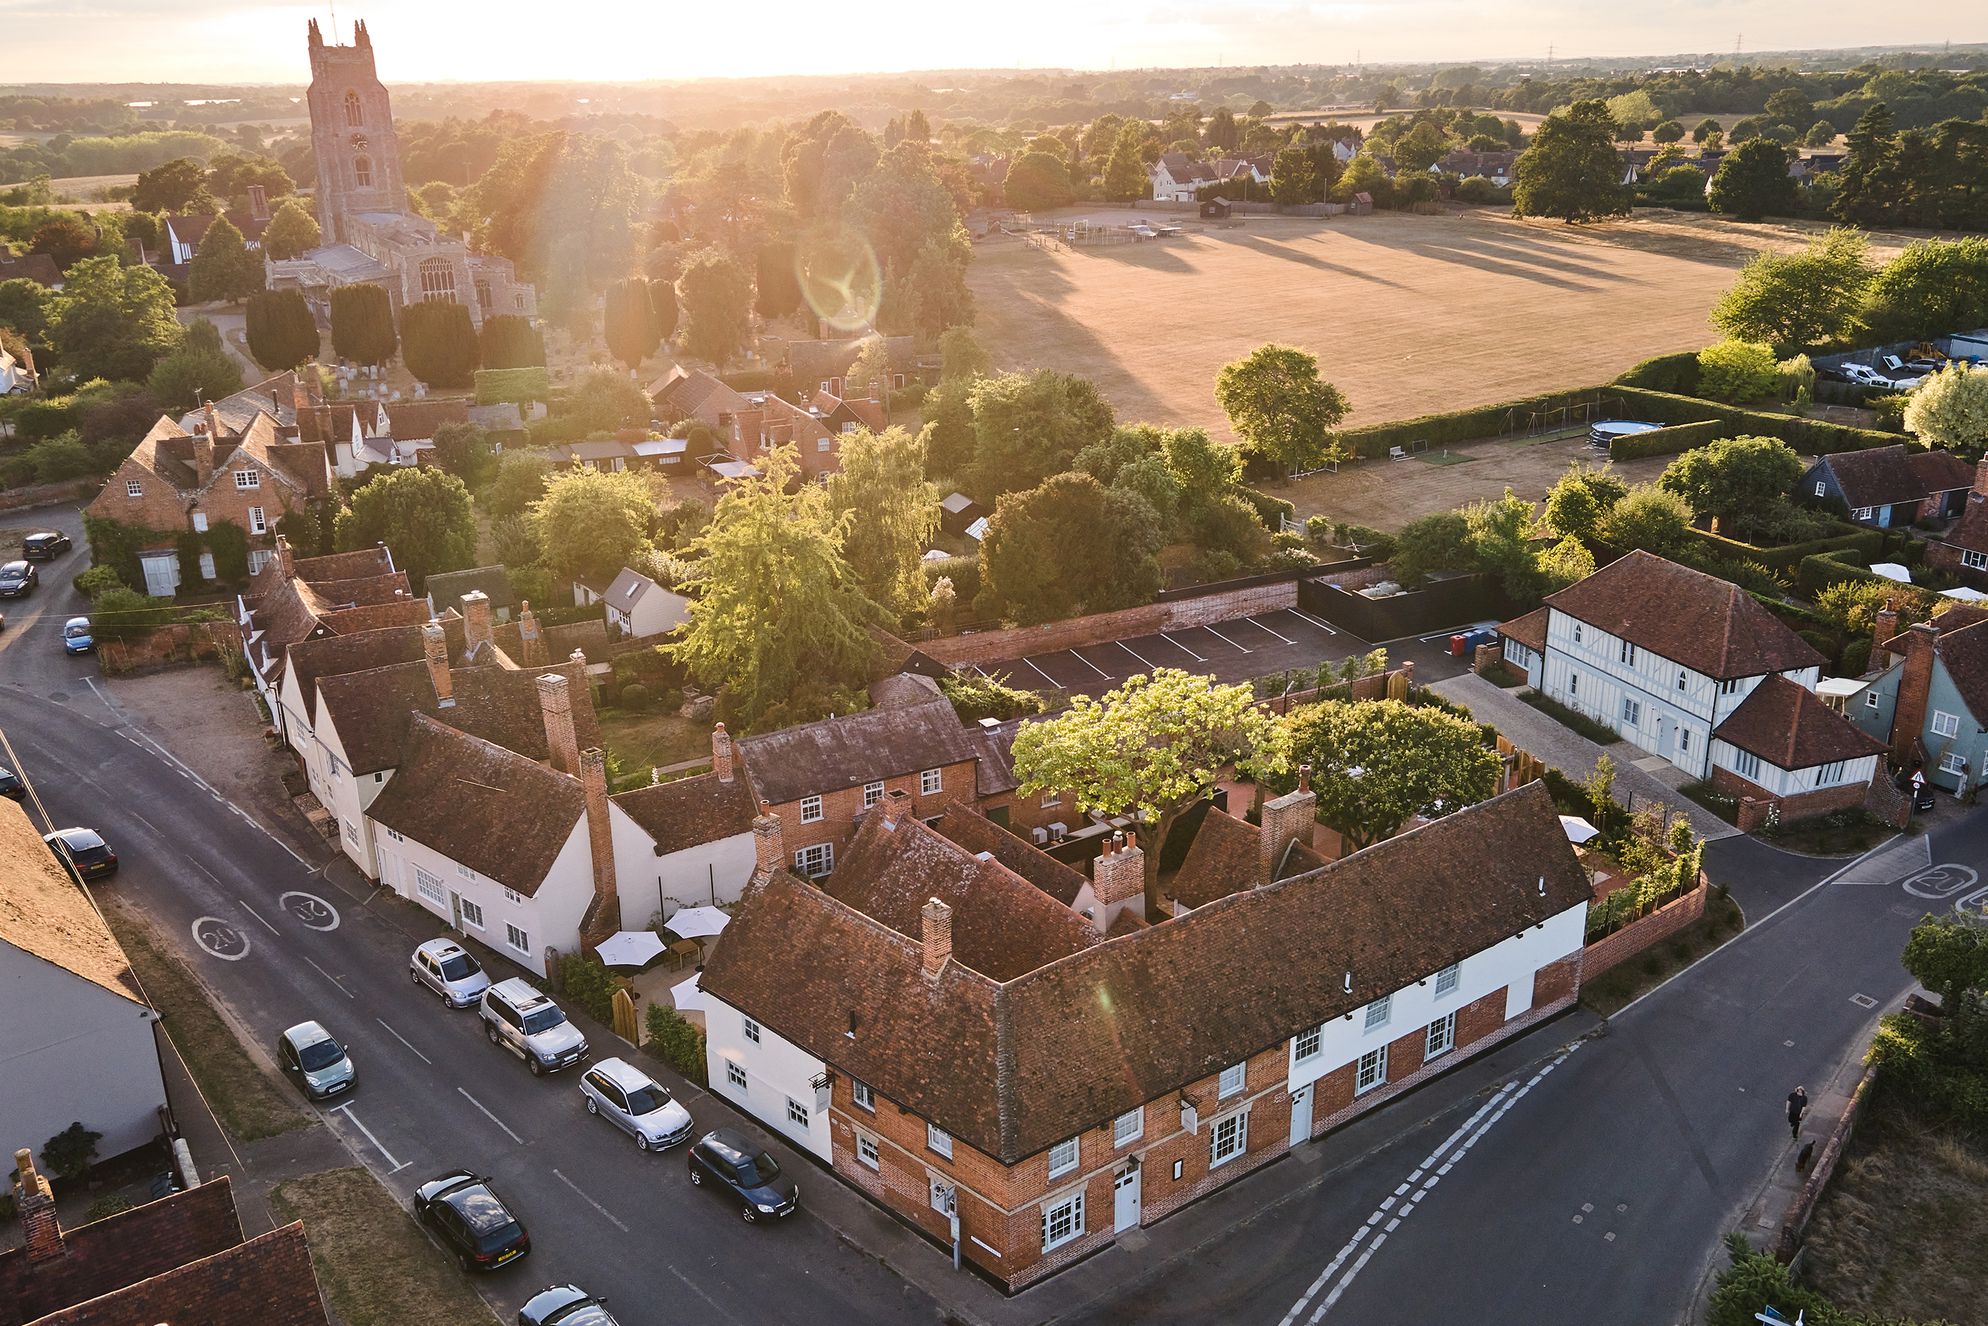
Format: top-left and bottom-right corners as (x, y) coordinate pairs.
(1572, 623), (1583, 644)
(1114, 1109), (1144, 1146)
(419, 258), (457, 302)
(1941, 751), (1967, 775)
(1218, 1062), (1247, 1098)
(1621, 697), (1641, 726)
(920, 768), (943, 796)
(1965, 550), (1988, 571)
(1048, 1137), (1079, 1178)
(1719, 678), (1740, 696)
(1568, 673), (1578, 696)
(799, 795), (824, 824)
(126, 479), (142, 498)
(856, 1132), (880, 1169)
(1932, 710), (1961, 738)
(234, 468), (260, 489)
(926, 1123), (952, 1158)
(505, 923), (530, 955)
(1866, 690), (1880, 710)
(384, 827), (403, 843)
(191, 511), (209, 533)
(786, 1097), (810, 1129)
(794, 842), (834, 878)
(458, 898), (484, 929)
(413, 866), (445, 906)
(338, 816), (356, 844)
(1434, 963), (1460, 996)
(1209, 1111), (1249, 1168)
(1681, 730), (1691, 752)
(1815, 761), (1846, 786)
(862, 781), (885, 809)
(353, 155), (372, 188)
(455, 862), (474, 880)
(817, 437), (831, 452)
(343, 89), (363, 126)
(1731, 750), (1762, 781)
(1619, 640), (1636, 665)
(852, 1079), (875, 1111)
(1426, 1011), (1457, 1059)
(1356, 1046), (1388, 1095)
(742, 1016), (761, 1044)
(503, 887), (523, 905)
(198, 552), (216, 582)
(1041, 791), (1060, 808)
(1854, 507), (1874, 521)
(1364, 995), (1392, 1030)
(1813, 480), (1826, 497)
(249, 549), (273, 574)
(726, 1061), (747, 1091)
(1041, 1190), (1084, 1250)
(1677, 669), (1687, 692)
(1294, 1024), (1323, 1062)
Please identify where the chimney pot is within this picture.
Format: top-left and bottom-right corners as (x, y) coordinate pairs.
(1091, 830), (1145, 910)
(16, 1148), (62, 1264)
(422, 620), (452, 707)
(460, 589), (493, 656)
(712, 722), (733, 784)
(921, 896), (954, 979)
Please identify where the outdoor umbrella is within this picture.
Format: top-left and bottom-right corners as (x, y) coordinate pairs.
(595, 930), (666, 968)
(1558, 815), (1600, 845)
(671, 972), (709, 1013)
(1870, 563), (1913, 584)
(665, 906), (731, 939)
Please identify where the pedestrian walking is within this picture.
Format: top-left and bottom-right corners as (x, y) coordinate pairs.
(1787, 1085), (1808, 1140)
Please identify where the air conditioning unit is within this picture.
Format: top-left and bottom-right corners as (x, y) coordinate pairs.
(1031, 827), (1049, 845)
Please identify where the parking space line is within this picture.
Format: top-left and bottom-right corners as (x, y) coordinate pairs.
(1021, 656), (1061, 687)
(553, 1168), (630, 1233)
(331, 1103), (408, 1174)
(237, 899), (281, 935)
(303, 955), (356, 998)
(1161, 631), (1208, 662)
(1289, 608), (1337, 634)
(376, 1018), (433, 1065)
(1117, 640), (1157, 671)
(1203, 623), (1252, 653)
(458, 1087), (526, 1144)
(1069, 649), (1110, 679)
(1248, 614), (1296, 645)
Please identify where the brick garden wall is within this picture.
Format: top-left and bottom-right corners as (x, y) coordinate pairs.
(1580, 882), (1707, 978)
(1712, 768), (1874, 832)
(0, 476), (99, 512)
(916, 580), (1302, 669)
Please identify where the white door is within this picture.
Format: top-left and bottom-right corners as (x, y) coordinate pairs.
(140, 553), (179, 597)
(1656, 715), (1673, 759)
(1290, 1084), (1314, 1146)
(1113, 1162), (1141, 1232)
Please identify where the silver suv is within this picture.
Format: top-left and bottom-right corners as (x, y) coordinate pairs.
(480, 978), (588, 1075)
(411, 938), (491, 1008)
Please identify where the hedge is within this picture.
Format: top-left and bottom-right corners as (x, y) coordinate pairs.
(1335, 384), (1617, 458)
(1688, 523), (1882, 574)
(1614, 351), (1700, 395)
(1608, 418), (1726, 460)
(474, 366), (550, 406)
(1751, 591), (1835, 635)
(1610, 386), (1902, 455)
(1795, 547), (1891, 599)
(1237, 485), (1295, 530)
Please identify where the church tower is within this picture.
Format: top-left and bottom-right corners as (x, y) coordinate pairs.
(305, 18), (407, 244)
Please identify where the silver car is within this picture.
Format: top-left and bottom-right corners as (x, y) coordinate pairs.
(579, 1058), (694, 1151)
(278, 1021), (355, 1099)
(480, 978), (588, 1075)
(412, 938), (491, 1009)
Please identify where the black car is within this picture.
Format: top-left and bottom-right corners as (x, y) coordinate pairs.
(687, 1128), (799, 1223)
(1895, 769), (1938, 814)
(518, 1285), (621, 1326)
(414, 1170), (530, 1273)
(0, 766), (22, 801)
(0, 561), (37, 598)
(45, 827), (117, 878)
(21, 531), (71, 561)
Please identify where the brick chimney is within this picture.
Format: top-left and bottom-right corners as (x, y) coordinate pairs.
(1091, 830), (1146, 933)
(247, 183), (269, 220)
(1891, 621), (1940, 763)
(274, 533), (296, 582)
(1872, 601), (1901, 671)
(422, 620), (453, 707)
(711, 722), (733, 783)
(577, 746), (620, 951)
(1973, 456), (1988, 500)
(752, 800), (784, 874)
(15, 1149), (62, 1265)
(195, 401), (220, 479)
(921, 896), (953, 979)
(517, 600), (546, 666)
(1260, 765), (1318, 884)
(537, 672), (579, 775)
(460, 589), (493, 657)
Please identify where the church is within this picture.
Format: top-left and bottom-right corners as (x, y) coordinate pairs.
(270, 19), (535, 328)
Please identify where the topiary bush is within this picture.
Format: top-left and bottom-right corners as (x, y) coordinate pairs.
(73, 563), (123, 600)
(619, 682), (651, 712)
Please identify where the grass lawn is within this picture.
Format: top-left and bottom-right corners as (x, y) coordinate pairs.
(269, 1167), (498, 1326)
(1414, 451), (1476, 466)
(1759, 814), (1901, 858)
(596, 705), (710, 773)
(1579, 890), (1744, 1017)
(101, 900), (307, 1142)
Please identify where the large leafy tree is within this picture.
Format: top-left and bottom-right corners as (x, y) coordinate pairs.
(146, 344), (241, 411)
(1215, 343), (1349, 472)
(1711, 229), (1871, 348)
(1011, 669), (1289, 915)
(1832, 102), (1895, 226)
(1707, 138), (1797, 222)
(827, 426), (938, 616)
(1598, 482), (1694, 557)
(47, 256), (181, 382)
(1904, 364), (1988, 452)
(329, 284), (397, 366)
(1695, 339), (1781, 402)
(671, 447), (882, 729)
(980, 472), (1163, 624)
(1512, 100), (1629, 222)
(1901, 913), (1988, 1010)
(603, 276), (664, 372)
(400, 299), (480, 388)
(755, 240), (803, 319)
(1862, 238), (1988, 344)
(1102, 123), (1151, 201)
(846, 142), (963, 275)
(1003, 151), (1075, 212)
(244, 289), (320, 370)
(333, 467), (477, 592)
(1544, 460), (1628, 541)
(0, 278), (54, 356)
(675, 249), (753, 369)
(461, 131), (642, 292)
(1658, 436), (1804, 533)
(558, 366), (653, 434)
(482, 451), (551, 518)
(29, 215), (98, 271)
(131, 157), (214, 215)
(260, 199), (321, 260)
(967, 369), (1115, 499)
(529, 467), (655, 584)
(429, 421), (498, 490)
(187, 215), (265, 303)
(478, 314), (545, 369)
(1285, 698), (1500, 850)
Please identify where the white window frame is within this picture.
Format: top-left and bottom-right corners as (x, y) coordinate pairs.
(1815, 760), (1846, 786)
(856, 1132), (880, 1169)
(794, 843), (834, 878)
(1209, 1110), (1249, 1169)
(1293, 1024), (1323, 1062)
(1356, 1046), (1388, 1095)
(862, 781), (885, 809)
(920, 768), (943, 796)
(852, 1079), (875, 1111)
(1854, 506), (1874, 521)
(1434, 963), (1460, 996)
(1619, 640), (1635, 665)
(191, 510), (209, 533)
(1932, 710), (1961, 738)
(817, 437), (831, 452)
(234, 468), (260, 490)
(1941, 751), (1967, 775)
(126, 479), (143, 498)
(786, 1097), (810, 1129)
(504, 923), (530, 955)
(413, 865), (446, 907)
(503, 887), (524, 905)
(799, 794), (824, 824)
(458, 898), (484, 930)
(1364, 995), (1391, 1030)
(1621, 697), (1641, 726)
(926, 1123), (952, 1158)
(1568, 673), (1578, 697)
(1048, 1137), (1080, 1179)
(249, 505), (267, 535)
(1965, 549), (1988, 571)
(1041, 1190), (1084, 1251)
(1866, 690), (1880, 710)
(1719, 678), (1740, 696)
(1217, 1061), (1246, 1098)
(1813, 480), (1826, 497)
(1572, 623), (1583, 644)
(1426, 1011), (1457, 1059)
(726, 1060), (747, 1091)
(742, 1016), (761, 1044)
(1731, 750), (1763, 781)
(1113, 1109), (1144, 1147)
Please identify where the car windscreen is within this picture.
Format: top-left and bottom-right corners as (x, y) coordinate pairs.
(624, 1083), (671, 1114)
(521, 1006), (567, 1035)
(438, 954), (480, 981)
(739, 1151), (783, 1186)
(63, 623), (89, 638)
(299, 1039), (345, 1071)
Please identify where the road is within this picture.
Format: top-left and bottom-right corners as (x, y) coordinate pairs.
(0, 506), (940, 1325)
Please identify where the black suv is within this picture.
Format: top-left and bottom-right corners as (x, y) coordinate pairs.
(21, 531), (71, 561)
(0, 562), (36, 598)
(414, 1170), (530, 1272)
(687, 1128), (799, 1223)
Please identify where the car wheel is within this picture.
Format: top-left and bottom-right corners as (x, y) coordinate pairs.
(529, 1057), (545, 1077)
(636, 1133), (650, 1152)
(585, 1097), (599, 1116)
(456, 1249), (474, 1273)
(741, 1205), (758, 1224)
(688, 1167), (703, 1186)
(484, 1022), (499, 1044)
(410, 968), (422, 988)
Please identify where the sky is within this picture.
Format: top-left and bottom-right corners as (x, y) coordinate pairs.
(2, 0), (1984, 85)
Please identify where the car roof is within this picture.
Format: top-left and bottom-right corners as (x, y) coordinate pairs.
(591, 1057), (656, 1092)
(64, 617), (90, 630)
(491, 976), (554, 1009)
(0, 561), (27, 573)
(50, 827), (104, 848)
(416, 937), (472, 959)
(282, 1020), (334, 1047)
(442, 1179), (514, 1231)
(25, 531), (60, 541)
(699, 1128), (756, 1161)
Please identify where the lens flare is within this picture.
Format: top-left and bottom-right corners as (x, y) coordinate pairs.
(798, 228), (884, 332)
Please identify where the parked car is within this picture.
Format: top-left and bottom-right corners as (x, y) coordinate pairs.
(519, 1284), (621, 1326)
(276, 1020), (355, 1099)
(0, 766), (22, 800)
(411, 938), (491, 1008)
(21, 531), (71, 560)
(414, 1170), (530, 1273)
(61, 617), (93, 655)
(0, 561), (37, 597)
(686, 1128), (799, 1223)
(1894, 769), (1938, 814)
(480, 978), (588, 1075)
(44, 827), (116, 878)
(579, 1058), (694, 1151)
(1840, 363), (1896, 389)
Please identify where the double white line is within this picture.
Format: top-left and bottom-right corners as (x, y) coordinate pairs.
(1278, 1045), (1578, 1326)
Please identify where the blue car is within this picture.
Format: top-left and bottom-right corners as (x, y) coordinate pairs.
(62, 617), (93, 655)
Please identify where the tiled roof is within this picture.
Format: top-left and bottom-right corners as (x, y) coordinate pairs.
(29, 1222), (327, 1326)
(0, 1179), (243, 1325)
(1884, 615), (1988, 726)
(1905, 448), (1975, 494)
(247, 570), (418, 669)
(932, 804), (1088, 907)
(965, 717), (1023, 799)
(292, 546), (395, 580)
(651, 366), (746, 421)
(279, 618), (459, 724)
(0, 800), (143, 1005)
(1497, 606), (1548, 653)
(0, 250), (62, 286)
(611, 772), (756, 856)
(1943, 494), (1988, 555)
(1821, 444), (1941, 509)
(381, 397), (469, 441)
(703, 781), (1588, 1162)
(1713, 675), (1886, 770)
(315, 656), (594, 774)
(365, 715), (584, 896)
(738, 694), (977, 806)
(1166, 805), (1263, 909)
(1545, 551), (1823, 679)
(778, 336), (914, 380)
(426, 565), (517, 613)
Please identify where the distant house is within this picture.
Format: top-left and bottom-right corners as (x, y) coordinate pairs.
(1435, 149), (1518, 185)
(1857, 606), (1988, 791)
(767, 335), (919, 399)
(630, 435), (690, 469)
(555, 438), (637, 472)
(297, 395), (471, 478)
(1151, 153), (1220, 202)
(1801, 445), (1975, 528)
(0, 246), (63, 289)
(0, 343), (33, 396)
(599, 566), (691, 640)
(1925, 460), (1988, 586)
(1200, 197), (1233, 219)
(650, 365), (750, 431)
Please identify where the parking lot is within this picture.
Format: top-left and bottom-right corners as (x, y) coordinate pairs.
(973, 606), (1364, 696)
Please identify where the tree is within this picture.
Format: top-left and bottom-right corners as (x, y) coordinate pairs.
(334, 467), (477, 591)
(430, 421), (497, 490)
(938, 326), (990, 382)
(1598, 482), (1693, 557)
(1833, 102), (1894, 226)
(260, 198), (321, 260)
(478, 314), (545, 369)
(40, 1122), (102, 1184)
(1803, 121), (1838, 149)
(1215, 343), (1349, 472)
(1269, 146), (1324, 205)
(558, 366), (653, 434)
(1392, 121), (1452, 173)
(675, 249), (753, 369)
(1102, 123), (1151, 201)
(1537, 534), (1597, 589)
(131, 157), (214, 214)
(843, 336), (893, 403)
(530, 467), (655, 584)
(1904, 364), (1988, 452)
(1707, 138), (1797, 222)
(1652, 119), (1686, 145)
(1286, 698), (1499, 850)
(755, 240), (802, 319)
(671, 447), (882, 729)
(1901, 913), (1988, 1010)
(1711, 229), (1872, 348)
(1692, 118), (1723, 144)
(329, 284), (397, 366)
(47, 256), (181, 382)
(483, 450), (550, 518)
(1659, 436), (1803, 533)
(1862, 238), (1988, 344)
(1333, 154), (1391, 205)
(146, 345), (241, 411)
(980, 472), (1163, 623)
(244, 288), (320, 370)
(1513, 101), (1629, 222)
(967, 369), (1115, 499)
(1543, 460), (1628, 541)
(1003, 151), (1075, 212)
(1011, 669), (1288, 915)
(30, 215), (97, 271)
(459, 131), (642, 291)
(603, 276), (663, 372)
(186, 215), (265, 303)
(0, 278), (54, 355)
(827, 426), (937, 616)
(400, 299), (480, 388)
(1696, 339), (1781, 402)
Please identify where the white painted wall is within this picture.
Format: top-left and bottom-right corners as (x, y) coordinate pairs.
(1706, 745), (1879, 798)
(0, 943), (167, 1159)
(314, 713), (393, 878)
(606, 801), (755, 931)
(372, 816), (592, 977)
(704, 997), (833, 1161)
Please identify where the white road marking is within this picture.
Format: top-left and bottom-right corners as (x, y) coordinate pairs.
(458, 1087), (526, 1144)
(666, 1264), (752, 1326)
(238, 899), (281, 935)
(191, 916), (251, 961)
(1022, 655), (1061, 686)
(331, 1103), (408, 1174)
(1289, 608), (1338, 634)
(1069, 648), (1110, 678)
(1160, 631), (1208, 662)
(1117, 639), (1157, 670)
(375, 1018), (433, 1065)
(83, 676), (119, 714)
(553, 1168), (630, 1233)
(1202, 623), (1251, 653)
(1248, 614), (1296, 644)
(279, 890), (341, 931)
(303, 954), (356, 998)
